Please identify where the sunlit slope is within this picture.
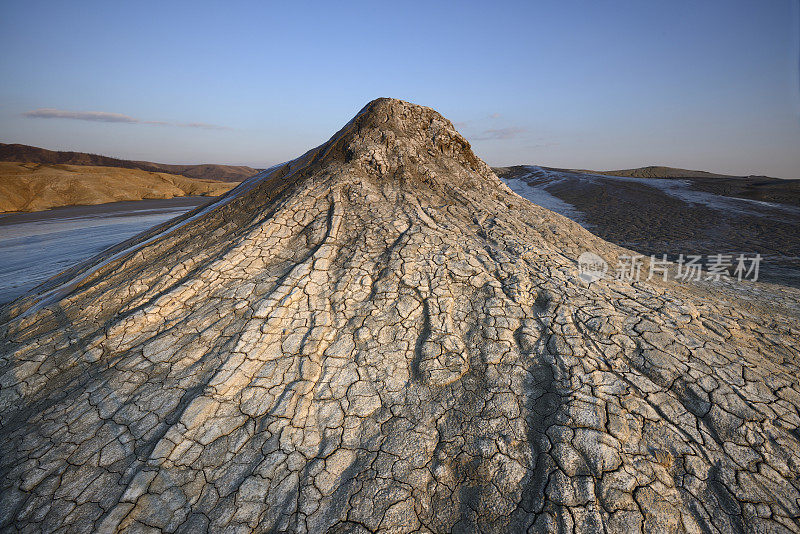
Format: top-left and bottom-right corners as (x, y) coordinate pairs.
(0, 162), (238, 212)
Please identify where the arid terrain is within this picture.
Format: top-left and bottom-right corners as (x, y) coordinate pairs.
(1, 143), (261, 183)
(560, 165), (800, 207)
(1, 99), (799, 533)
(496, 165), (800, 288)
(0, 162), (237, 213)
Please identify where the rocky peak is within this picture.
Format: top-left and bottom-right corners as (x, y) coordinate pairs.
(307, 98), (497, 191)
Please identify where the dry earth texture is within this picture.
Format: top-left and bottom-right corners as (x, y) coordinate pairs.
(578, 167), (731, 179)
(573, 166), (800, 207)
(494, 165), (800, 287)
(0, 162), (238, 213)
(0, 143), (260, 183)
(1, 99), (799, 533)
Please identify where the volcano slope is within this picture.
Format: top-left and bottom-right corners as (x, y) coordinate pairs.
(1, 99), (799, 533)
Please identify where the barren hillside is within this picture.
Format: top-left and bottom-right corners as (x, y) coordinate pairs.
(0, 162), (238, 213)
(0, 143), (260, 182)
(1, 100), (799, 532)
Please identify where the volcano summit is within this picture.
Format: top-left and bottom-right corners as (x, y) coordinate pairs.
(1, 99), (799, 533)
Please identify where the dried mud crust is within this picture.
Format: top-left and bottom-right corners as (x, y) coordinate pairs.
(495, 166), (800, 288)
(1, 99), (799, 533)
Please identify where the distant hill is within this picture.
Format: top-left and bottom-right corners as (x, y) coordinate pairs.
(572, 165), (794, 181)
(0, 161), (238, 213)
(497, 164), (799, 208)
(585, 165), (732, 179)
(0, 143), (260, 182)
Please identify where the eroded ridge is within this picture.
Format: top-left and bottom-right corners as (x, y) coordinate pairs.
(1, 99), (799, 533)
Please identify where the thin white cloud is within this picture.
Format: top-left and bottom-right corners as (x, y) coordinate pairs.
(454, 112), (503, 130)
(24, 109), (139, 123)
(176, 121), (228, 130)
(524, 142), (559, 149)
(472, 127), (527, 141)
(23, 108), (230, 130)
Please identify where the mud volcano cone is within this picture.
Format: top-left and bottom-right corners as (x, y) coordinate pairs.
(1, 99), (799, 533)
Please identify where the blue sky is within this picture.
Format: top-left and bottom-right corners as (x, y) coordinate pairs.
(1, 0), (798, 177)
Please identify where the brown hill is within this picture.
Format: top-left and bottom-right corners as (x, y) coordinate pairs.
(0, 161), (238, 213)
(143, 162), (260, 182)
(586, 165), (731, 179)
(0, 143), (259, 182)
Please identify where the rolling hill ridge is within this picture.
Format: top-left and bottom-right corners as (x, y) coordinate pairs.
(0, 162), (238, 213)
(0, 143), (260, 182)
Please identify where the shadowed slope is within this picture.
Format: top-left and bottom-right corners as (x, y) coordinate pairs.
(1, 99), (799, 533)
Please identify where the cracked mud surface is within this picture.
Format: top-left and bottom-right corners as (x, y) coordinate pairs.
(1, 99), (799, 533)
(495, 166), (800, 288)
